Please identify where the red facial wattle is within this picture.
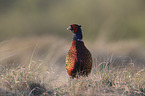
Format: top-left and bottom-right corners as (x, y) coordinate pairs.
(71, 25), (78, 33)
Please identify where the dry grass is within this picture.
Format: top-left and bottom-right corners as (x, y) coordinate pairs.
(0, 36), (145, 96)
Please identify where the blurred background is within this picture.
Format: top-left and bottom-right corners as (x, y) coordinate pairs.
(0, 0), (145, 70)
(0, 0), (145, 41)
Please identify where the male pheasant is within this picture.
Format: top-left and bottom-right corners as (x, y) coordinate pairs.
(66, 24), (92, 79)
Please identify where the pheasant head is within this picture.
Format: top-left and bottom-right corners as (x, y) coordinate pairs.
(67, 24), (83, 41)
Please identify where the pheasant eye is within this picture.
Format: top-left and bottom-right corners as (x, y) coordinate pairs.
(73, 26), (77, 29)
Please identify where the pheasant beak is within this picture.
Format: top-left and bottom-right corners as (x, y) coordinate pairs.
(67, 26), (72, 30)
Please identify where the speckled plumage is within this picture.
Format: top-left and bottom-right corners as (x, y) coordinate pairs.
(66, 24), (92, 78)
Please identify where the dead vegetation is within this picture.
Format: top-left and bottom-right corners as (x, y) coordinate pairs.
(0, 36), (145, 96)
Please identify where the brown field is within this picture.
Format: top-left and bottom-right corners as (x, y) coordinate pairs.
(0, 36), (145, 96)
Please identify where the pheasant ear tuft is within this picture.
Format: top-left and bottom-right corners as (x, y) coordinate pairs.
(79, 25), (81, 27)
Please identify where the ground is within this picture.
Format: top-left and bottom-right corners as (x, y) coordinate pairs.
(0, 36), (145, 96)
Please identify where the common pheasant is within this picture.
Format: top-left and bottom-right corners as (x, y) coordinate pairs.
(66, 24), (92, 78)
